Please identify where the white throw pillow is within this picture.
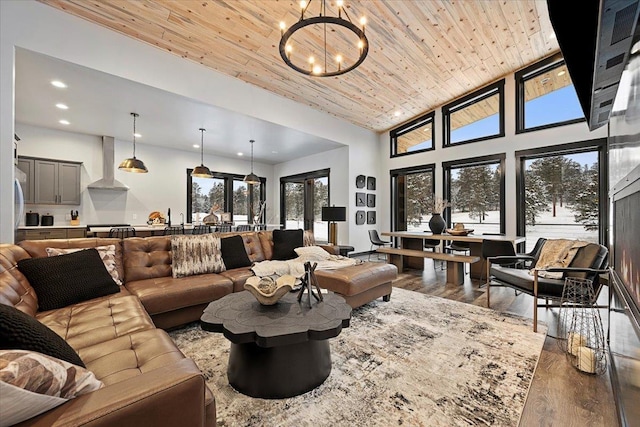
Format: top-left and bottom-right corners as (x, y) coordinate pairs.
(46, 245), (122, 285)
(294, 245), (332, 261)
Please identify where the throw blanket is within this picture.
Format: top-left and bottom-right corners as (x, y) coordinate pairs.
(531, 239), (589, 279)
(251, 255), (359, 280)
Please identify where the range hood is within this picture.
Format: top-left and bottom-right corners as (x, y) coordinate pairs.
(547, 0), (640, 130)
(87, 136), (129, 191)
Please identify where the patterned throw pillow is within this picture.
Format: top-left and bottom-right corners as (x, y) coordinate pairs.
(0, 350), (103, 426)
(46, 245), (122, 285)
(171, 234), (225, 278)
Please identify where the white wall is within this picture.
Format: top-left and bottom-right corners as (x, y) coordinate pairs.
(15, 123), (274, 227)
(0, 0), (378, 243)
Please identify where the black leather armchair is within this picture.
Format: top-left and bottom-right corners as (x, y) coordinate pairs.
(486, 242), (608, 332)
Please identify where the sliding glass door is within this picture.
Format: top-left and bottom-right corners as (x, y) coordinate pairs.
(281, 169), (330, 241)
(391, 165), (435, 232)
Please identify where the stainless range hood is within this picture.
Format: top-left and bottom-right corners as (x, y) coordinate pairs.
(87, 136), (129, 191)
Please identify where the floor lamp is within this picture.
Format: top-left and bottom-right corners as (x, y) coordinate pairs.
(322, 206), (346, 245)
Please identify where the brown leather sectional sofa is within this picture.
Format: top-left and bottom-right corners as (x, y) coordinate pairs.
(0, 230), (397, 426)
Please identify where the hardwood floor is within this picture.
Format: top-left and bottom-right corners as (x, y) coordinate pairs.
(360, 256), (619, 426)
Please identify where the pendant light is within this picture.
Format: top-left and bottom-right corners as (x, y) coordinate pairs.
(191, 128), (213, 178)
(243, 139), (260, 185)
(118, 112), (148, 173)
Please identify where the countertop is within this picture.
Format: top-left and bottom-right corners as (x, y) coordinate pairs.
(18, 225), (89, 230)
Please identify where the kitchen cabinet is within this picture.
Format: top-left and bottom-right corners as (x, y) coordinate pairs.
(18, 157), (81, 205)
(16, 157), (35, 203)
(16, 227), (87, 241)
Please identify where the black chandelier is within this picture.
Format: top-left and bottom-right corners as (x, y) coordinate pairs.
(278, 0), (369, 77)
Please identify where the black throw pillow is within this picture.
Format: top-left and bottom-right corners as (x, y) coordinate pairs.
(18, 248), (120, 311)
(0, 303), (85, 367)
(221, 235), (252, 270)
(272, 229), (304, 260)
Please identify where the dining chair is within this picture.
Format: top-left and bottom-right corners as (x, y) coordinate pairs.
(191, 224), (211, 235)
(368, 230), (392, 261)
(108, 227), (137, 239)
(163, 225), (184, 235)
(424, 238), (442, 270)
(445, 241), (470, 274)
(216, 224), (232, 233)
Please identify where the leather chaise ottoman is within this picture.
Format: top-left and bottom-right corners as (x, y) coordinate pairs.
(314, 262), (398, 308)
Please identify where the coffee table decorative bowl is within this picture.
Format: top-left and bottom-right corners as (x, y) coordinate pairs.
(244, 275), (294, 305)
(201, 291), (351, 399)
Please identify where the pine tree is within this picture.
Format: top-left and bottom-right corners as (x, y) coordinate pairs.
(572, 164), (599, 230)
(405, 172), (433, 227)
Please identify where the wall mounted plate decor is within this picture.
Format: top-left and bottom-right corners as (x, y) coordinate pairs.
(356, 192), (366, 206)
(367, 211), (376, 224)
(356, 210), (365, 225)
(367, 194), (376, 208)
(367, 176), (376, 190)
(356, 175), (366, 188)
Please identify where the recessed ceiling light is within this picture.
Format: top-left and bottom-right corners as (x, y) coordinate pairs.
(193, 144), (200, 148)
(134, 133), (142, 138)
(237, 152), (244, 156)
(59, 119), (70, 125)
(55, 103), (68, 110)
(394, 111), (401, 117)
(541, 77), (550, 84)
(557, 70), (566, 77)
(549, 32), (556, 40)
(51, 80), (67, 88)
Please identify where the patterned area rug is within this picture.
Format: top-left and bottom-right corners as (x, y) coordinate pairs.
(168, 288), (547, 426)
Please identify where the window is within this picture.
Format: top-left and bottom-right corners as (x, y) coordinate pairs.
(280, 169), (330, 241)
(443, 80), (504, 147)
(443, 154), (505, 234)
(515, 55), (584, 133)
(390, 112), (435, 157)
(390, 165), (435, 231)
(187, 170), (265, 225)
(516, 140), (607, 251)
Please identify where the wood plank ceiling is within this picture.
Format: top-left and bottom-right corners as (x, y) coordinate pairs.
(38, 0), (561, 133)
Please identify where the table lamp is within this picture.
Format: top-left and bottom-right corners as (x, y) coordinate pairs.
(321, 206), (346, 245)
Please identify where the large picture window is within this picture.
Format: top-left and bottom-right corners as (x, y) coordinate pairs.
(390, 165), (436, 231)
(390, 112), (435, 157)
(187, 170), (265, 226)
(442, 80), (505, 147)
(515, 54), (584, 133)
(443, 154), (505, 234)
(516, 140), (607, 251)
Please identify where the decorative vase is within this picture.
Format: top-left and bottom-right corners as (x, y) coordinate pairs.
(428, 213), (446, 234)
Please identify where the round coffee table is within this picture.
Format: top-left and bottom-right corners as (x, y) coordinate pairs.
(200, 290), (351, 399)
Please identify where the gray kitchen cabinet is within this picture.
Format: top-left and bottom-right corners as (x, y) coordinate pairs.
(16, 157), (34, 203)
(19, 157), (82, 205)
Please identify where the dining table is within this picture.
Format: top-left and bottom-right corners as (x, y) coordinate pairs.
(381, 231), (526, 280)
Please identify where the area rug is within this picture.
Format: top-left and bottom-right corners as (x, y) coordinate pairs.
(168, 288), (547, 426)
